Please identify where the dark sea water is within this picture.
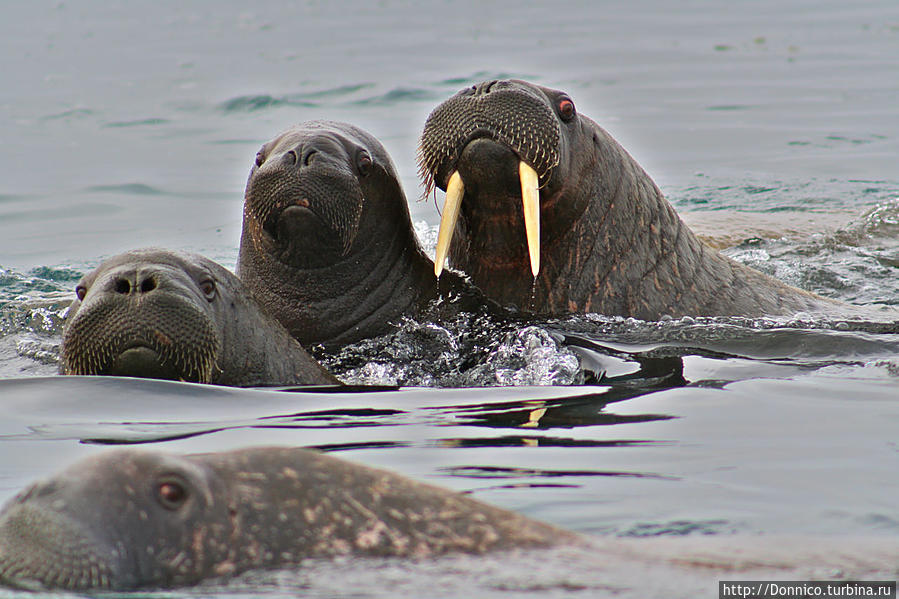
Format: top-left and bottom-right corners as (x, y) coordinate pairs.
(1, 1), (898, 597)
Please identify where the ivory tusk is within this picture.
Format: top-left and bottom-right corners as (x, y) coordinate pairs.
(519, 161), (541, 278)
(434, 171), (464, 277)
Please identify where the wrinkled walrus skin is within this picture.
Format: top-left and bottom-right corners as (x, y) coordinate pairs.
(418, 79), (841, 319)
(60, 248), (338, 386)
(0, 447), (576, 591)
(238, 121), (479, 350)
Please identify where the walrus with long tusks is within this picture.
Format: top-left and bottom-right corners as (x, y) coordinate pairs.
(60, 248), (338, 387)
(418, 79), (843, 318)
(0, 446), (576, 591)
(238, 121), (481, 350)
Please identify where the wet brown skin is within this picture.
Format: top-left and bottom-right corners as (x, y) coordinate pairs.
(60, 248), (338, 387)
(418, 79), (840, 318)
(238, 121), (477, 350)
(0, 446), (577, 591)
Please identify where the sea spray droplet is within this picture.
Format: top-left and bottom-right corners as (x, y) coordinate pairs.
(320, 310), (581, 387)
(464, 326), (581, 386)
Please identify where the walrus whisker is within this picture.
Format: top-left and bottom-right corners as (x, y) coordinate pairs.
(434, 170), (464, 277)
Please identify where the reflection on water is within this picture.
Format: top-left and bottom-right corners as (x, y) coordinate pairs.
(2, 361), (896, 523)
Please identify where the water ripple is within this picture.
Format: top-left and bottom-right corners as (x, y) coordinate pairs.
(350, 87), (442, 106)
(219, 83), (375, 112)
(441, 465), (676, 481)
(83, 183), (166, 195)
(103, 118), (170, 128)
(39, 108), (94, 121)
(620, 520), (736, 537)
(436, 71), (536, 87)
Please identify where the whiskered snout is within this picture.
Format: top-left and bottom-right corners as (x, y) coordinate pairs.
(61, 285), (219, 383)
(244, 157), (364, 259)
(418, 80), (560, 278)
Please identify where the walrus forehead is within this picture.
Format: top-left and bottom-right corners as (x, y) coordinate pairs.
(418, 80), (561, 194)
(78, 250), (221, 297)
(56, 450), (217, 510)
(268, 131), (351, 162)
(262, 121), (387, 168)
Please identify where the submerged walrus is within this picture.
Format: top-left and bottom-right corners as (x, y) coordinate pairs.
(238, 121), (477, 350)
(418, 79), (840, 318)
(60, 249), (337, 387)
(0, 446), (575, 590)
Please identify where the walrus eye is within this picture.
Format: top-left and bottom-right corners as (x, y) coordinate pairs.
(75, 285), (87, 301)
(199, 279), (216, 302)
(558, 98), (575, 121)
(254, 151), (265, 167)
(357, 152), (372, 177)
(156, 480), (188, 510)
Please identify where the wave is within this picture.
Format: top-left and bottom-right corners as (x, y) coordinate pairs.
(82, 183), (166, 195)
(219, 83), (375, 112)
(103, 118), (170, 128)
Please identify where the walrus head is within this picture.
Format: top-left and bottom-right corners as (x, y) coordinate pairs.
(0, 450), (226, 590)
(418, 79), (588, 280)
(60, 249), (221, 383)
(243, 121), (390, 269)
(237, 121), (444, 348)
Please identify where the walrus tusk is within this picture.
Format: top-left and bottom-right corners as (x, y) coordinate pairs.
(434, 171), (464, 277)
(520, 161), (540, 278)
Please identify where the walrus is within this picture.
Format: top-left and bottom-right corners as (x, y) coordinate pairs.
(417, 79), (841, 318)
(0, 446), (575, 591)
(238, 121), (478, 350)
(2, 448), (896, 594)
(60, 248), (338, 387)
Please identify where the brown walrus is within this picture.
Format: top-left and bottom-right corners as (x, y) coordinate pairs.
(417, 79), (841, 318)
(2, 447), (895, 594)
(0, 446), (575, 590)
(238, 121), (479, 350)
(60, 248), (338, 386)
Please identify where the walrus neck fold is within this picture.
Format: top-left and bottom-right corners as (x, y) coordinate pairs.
(239, 163), (440, 350)
(238, 201), (436, 349)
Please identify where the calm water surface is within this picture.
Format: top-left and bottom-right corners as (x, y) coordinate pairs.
(1, 1), (898, 597)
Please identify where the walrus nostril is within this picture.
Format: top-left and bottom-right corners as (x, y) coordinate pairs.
(114, 279), (131, 294)
(473, 80), (499, 96)
(140, 277), (157, 293)
(285, 150), (298, 166)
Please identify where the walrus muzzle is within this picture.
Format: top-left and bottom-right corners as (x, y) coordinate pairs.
(418, 80), (559, 278)
(61, 294), (219, 383)
(244, 159), (364, 267)
(0, 499), (121, 590)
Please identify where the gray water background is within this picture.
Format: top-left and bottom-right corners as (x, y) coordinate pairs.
(1, 1), (898, 597)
